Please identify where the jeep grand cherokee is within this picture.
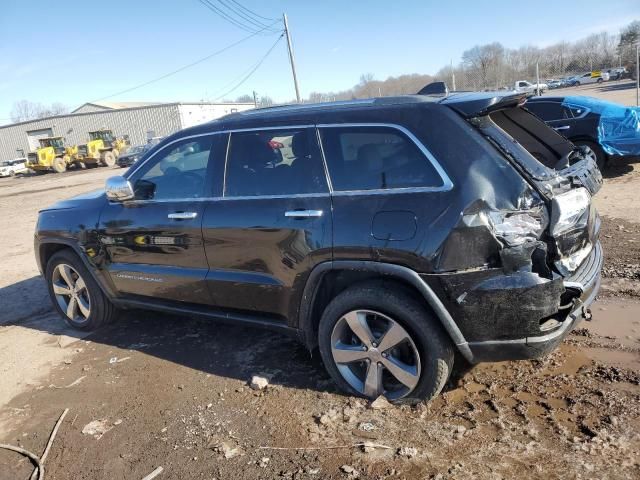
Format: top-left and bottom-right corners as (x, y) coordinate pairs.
(35, 90), (603, 403)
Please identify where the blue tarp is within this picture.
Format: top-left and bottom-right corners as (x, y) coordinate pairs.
(562, 96), (640, 156)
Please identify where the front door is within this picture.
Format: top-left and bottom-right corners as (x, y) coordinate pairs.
(98, 134), (224, 305)
(201, 127), (332, 324)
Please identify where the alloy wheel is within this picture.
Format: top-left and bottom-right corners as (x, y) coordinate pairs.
(51, 263), (91, 324)
(330, 309), (421, 400)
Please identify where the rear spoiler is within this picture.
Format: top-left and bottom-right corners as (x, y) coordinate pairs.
(417, 82), (528, 118)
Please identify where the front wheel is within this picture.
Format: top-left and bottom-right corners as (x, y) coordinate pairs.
(52, 157), (67, 173)
(46, 250), (118, 330)
(100, 151), (116, 167)
(318, 282), (454, 404)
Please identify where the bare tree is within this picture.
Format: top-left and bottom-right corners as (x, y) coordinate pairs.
(235, 94), (253, 103)
(10, 100), (69, 123)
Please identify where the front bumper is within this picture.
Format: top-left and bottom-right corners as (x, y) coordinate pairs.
(467, 241), (602, 362)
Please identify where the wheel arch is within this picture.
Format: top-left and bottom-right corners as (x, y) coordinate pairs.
(298, 261), (473, 362)
(37, 238), (117, 299)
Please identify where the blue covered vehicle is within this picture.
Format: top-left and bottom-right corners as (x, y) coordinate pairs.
(525, 95), (640, 169)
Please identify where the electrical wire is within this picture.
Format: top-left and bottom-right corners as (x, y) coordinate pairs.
(212, 33), (283, 101)
(228, 0), (277, 22)
(216, 0), (276, 31)
(197, 0), (279, 34)
(90, 20), (282, 102)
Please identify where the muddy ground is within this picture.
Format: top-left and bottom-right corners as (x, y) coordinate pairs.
(0, 160), (639, 480)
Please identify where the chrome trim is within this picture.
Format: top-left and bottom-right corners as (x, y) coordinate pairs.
(218, 192), (330, 201)
(222, 132), (231, 197)
(316, 123), (454, 193)
(284, 209), (323, 218)
(168, 212), (198, 220)
(128, 123), (454, 199)
(565, 104), (591, 120)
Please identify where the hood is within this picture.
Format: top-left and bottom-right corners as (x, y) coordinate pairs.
(40, 188), (106, 212)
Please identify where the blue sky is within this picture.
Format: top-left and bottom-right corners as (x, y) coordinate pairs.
(1, 0), (637, 120)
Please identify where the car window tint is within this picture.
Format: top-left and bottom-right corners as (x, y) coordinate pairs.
(225, 129), (327, 197)
(134, 137), (213, 200)
(526, 102), (565, 121)
(320, 126), (443, 191)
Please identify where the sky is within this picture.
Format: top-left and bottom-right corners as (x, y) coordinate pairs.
(0, 0), (638, 121)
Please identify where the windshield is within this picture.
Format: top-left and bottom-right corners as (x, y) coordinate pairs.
(51, 138), (64, 148)
(0, 161), (9, 167)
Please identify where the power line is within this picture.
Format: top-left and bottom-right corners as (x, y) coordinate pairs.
(228, 0), (276, 22)
(90, 21), (281, 102)
(212, 34), (284, 101)
(216, 0), (276, 31)
(197, 0), (279, 34)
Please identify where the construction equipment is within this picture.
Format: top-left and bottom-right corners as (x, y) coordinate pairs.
(25, 137), (78, 173)
(76, 129), (130, 167)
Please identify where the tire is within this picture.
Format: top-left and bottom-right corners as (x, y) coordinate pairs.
(100, 151), (116, 167)
(45, 249), (118, 330)
(318, 282), (454, 404)
(9, 170), (15, 177)
(575, 81), (581, 86)
(597, 78), (603, 83)
(52, 157), (67, 174)
(573, 139), (607, 170)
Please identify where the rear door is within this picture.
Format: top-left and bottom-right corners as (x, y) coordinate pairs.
(98, 134), (224, 305)
(201, 127), (332, 324)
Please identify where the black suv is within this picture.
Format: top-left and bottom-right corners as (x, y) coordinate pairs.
(35, 91), (603, 403)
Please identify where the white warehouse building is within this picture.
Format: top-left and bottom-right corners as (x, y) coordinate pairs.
(0, 101), (255, 160)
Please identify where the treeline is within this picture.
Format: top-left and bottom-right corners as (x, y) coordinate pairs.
(300, 19), (639, 101)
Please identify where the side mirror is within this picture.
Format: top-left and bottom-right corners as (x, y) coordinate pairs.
(105, 176), (134, 201)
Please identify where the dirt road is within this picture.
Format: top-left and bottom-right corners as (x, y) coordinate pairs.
(540, 80), (639, 106)
(1, 162), (639, 479)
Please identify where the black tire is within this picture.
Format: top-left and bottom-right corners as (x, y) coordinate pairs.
(573, 139), (607, 170)
(318, 282), (454, 404)
(45, 249), (118, 330)
(9, 170), (15, 177)
(597, 78), (603, 83)
(575, 81), (581, 86)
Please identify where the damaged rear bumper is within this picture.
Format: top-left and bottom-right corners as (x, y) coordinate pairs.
(466, 242), (602, 362)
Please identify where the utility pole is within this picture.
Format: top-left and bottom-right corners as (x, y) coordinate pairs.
(253, 90), (258, 108)
(636, 44), (639, 107)
(283, 13), (301, 103)
(450, 59), (456, 91)
(535, 62), (540, 96)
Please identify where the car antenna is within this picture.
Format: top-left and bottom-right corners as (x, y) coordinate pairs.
(417, 81), (449, 97)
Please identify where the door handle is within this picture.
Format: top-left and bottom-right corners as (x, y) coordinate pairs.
(554, 125), (570, 131)
(168, 212), (198, 220)
(284, 209), (323, 218)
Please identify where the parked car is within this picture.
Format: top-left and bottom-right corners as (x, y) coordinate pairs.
(35, 91), (603, 403)
(525, 95), (640, 169)
(572, 71), (610, 85)
(116, 144), (152, 168)
(514, 80), (548, 93)
(606, 67), (627, 81)
(547, 79), (563, 89)
(0, 157), (28, 177)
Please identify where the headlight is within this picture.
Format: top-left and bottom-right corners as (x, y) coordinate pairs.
(488, 205), (549, 246)
(550, 188), (590, 236)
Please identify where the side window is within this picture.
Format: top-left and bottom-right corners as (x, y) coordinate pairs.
(566, 105), (585, 118)
(320, 126), (444, 191)
(133, 137), (213, 200)
(526, 102), (564, 121)
(225, 128), (327, 197)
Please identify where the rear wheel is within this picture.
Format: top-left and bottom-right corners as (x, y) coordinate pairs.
(573, 139), (607, 170)
(45, 250), (118, 330)
(597, 78), (603, 83)
(100, 151), (116, 167)
(52, 157), (67, 173)
(318, 282), (454, 404)
(9, 170), (15, 177)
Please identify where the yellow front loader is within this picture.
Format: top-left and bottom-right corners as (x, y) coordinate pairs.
(75, 130), (130, 167)
(25, 137), (78, 173)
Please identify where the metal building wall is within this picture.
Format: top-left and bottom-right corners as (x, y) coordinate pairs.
(0, 104), (182, 160)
